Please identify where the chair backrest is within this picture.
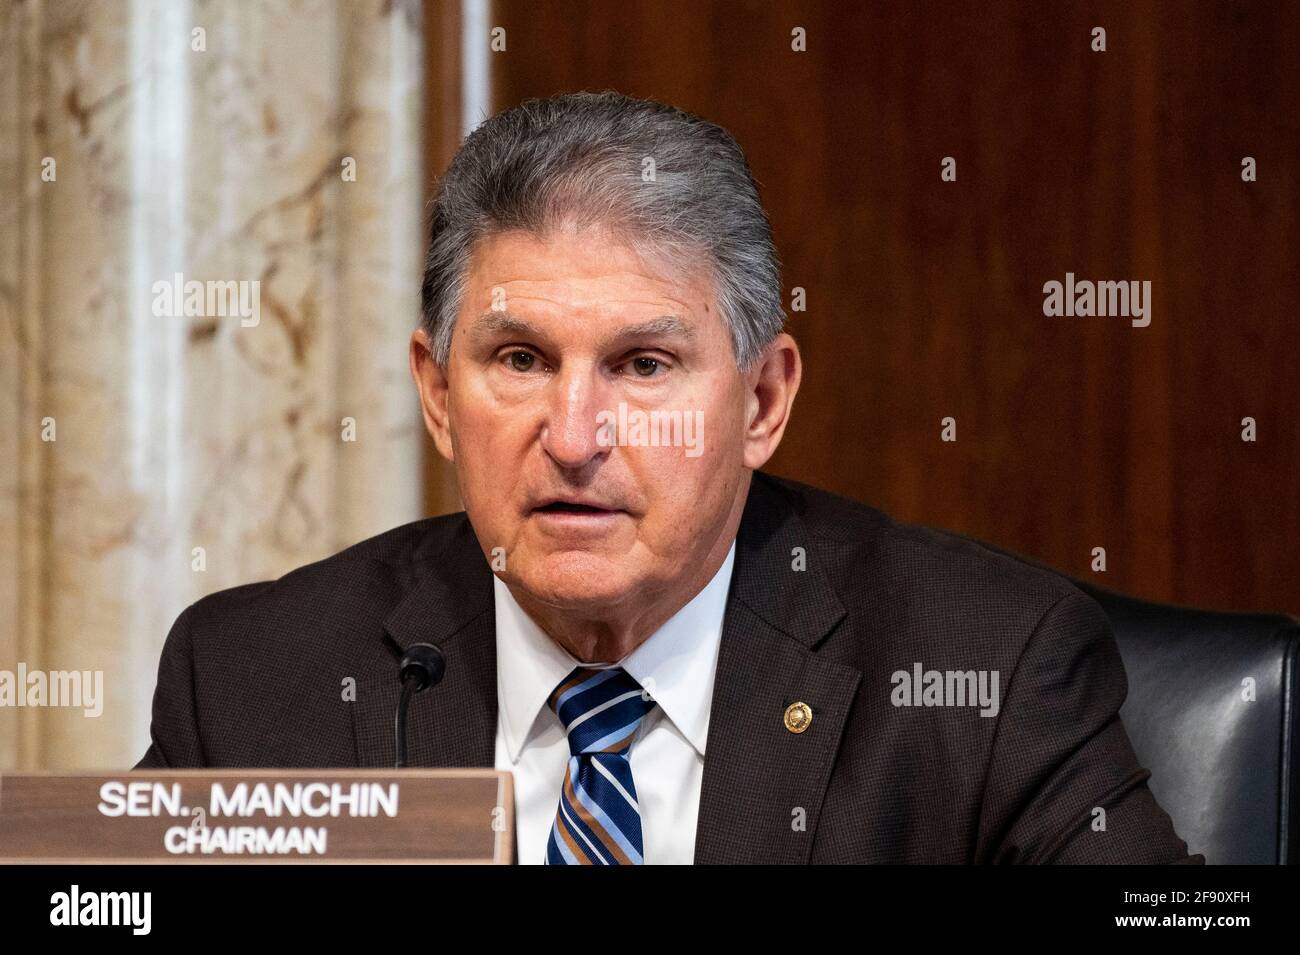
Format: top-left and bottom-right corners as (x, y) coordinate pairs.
(944, 530), (1299, 864)
(1071, 580), (1300, 865)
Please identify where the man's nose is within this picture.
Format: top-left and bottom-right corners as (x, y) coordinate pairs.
(539, 365), (611, 469)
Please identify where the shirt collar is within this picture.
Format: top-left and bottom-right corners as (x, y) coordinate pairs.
(495, 538), (737, 764)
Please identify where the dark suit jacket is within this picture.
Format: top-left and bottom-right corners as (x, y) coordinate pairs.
(136, 470), (1201, 863)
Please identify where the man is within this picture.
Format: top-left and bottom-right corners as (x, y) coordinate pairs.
(137, 91), (1200, 865)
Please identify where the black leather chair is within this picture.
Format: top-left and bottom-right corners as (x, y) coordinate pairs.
(1072, 580), (1300, 865)
(953, 533), (1299, 864)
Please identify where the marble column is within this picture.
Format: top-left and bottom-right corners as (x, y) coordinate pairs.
(0, 0), (426, 768)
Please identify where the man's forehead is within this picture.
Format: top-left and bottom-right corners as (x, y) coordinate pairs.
(463, 228), (716, 316)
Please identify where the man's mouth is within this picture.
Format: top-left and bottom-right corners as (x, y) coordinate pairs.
(535, 501), (615, 514)
(528, 498), (629, 530)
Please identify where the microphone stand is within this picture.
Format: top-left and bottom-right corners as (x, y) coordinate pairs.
(387, 640), (446, 769)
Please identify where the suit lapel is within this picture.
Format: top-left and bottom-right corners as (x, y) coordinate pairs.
(353, 515), (499, 769)
(694, 475), (862, 863)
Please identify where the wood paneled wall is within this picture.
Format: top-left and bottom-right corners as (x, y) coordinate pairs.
(424, 1), (1298, 613)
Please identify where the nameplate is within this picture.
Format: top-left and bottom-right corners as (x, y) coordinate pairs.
(0, 769), (513, 863)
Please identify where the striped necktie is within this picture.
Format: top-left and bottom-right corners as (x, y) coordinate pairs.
(545, 665), (656, 865)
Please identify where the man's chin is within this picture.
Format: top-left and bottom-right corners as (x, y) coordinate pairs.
(508, 551), (640, 612)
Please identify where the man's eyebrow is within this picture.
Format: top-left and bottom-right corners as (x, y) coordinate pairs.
(469, 310), (696, 348)
(608, 315), (695, 345)
(470, 311), (539, 339)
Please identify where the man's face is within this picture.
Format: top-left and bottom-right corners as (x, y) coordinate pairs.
(430, 223), (754, 615)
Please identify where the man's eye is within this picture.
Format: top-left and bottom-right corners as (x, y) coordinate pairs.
(506, 351), (537, 372)
(625, 356), (664, 378)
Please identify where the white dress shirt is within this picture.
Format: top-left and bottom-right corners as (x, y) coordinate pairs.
(493, 539), (736, 865)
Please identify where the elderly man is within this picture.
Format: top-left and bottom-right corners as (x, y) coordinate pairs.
(137, 91), (1199, 865)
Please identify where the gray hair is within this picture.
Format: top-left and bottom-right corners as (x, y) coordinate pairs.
(420, 90), (784, 370)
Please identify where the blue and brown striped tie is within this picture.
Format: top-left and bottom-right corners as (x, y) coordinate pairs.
(545, 665), (656, 865)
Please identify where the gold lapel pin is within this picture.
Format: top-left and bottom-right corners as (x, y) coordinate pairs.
(783, 701), (812, 734)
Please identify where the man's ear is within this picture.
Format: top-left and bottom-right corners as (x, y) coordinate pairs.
(409, 328), (455, 462)
(742, 332), (802, 470)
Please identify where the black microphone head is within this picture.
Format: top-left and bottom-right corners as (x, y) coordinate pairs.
(399, 642), (446, 692)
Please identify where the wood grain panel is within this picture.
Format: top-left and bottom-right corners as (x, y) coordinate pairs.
(423, 0), (1298, 613)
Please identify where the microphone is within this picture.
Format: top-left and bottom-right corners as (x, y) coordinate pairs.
(393, 642), (446, 768)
